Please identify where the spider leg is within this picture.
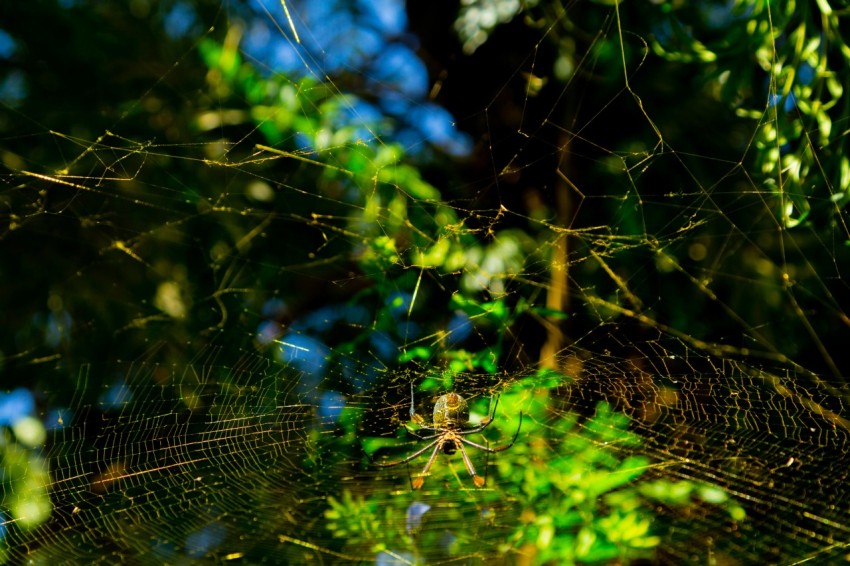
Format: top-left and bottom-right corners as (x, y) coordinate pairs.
(375, 438), (439, 467)
(459, 421), (492, 435)
(458, 394), (500, 435)
(487, 393), (500, 422)
(459, 436), (496, 452)
(403, 423), (440, 440)
(408, 382), (429, 427)
(460, 412), (523, 453)
(455, 438), (485, 487)
(411, 440), (443, 490)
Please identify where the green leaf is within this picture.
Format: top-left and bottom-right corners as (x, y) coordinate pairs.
(378, 164), (440, 200)
(529, 306), (570, 320)
(398, 346), (432, 363)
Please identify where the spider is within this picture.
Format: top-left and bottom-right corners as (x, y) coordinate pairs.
(376, 382), (522, 489)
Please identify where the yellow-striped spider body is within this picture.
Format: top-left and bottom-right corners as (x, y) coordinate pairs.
(432, 392), (467, 429)
(377, 383), (522, 489)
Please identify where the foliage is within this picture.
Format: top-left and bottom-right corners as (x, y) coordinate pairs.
(645, 0), (850, 228)
(344, 374), (744, 564)
(0, 0), (845, 563)
(0, 389), (51, 557)
(507, 0), (850, 369)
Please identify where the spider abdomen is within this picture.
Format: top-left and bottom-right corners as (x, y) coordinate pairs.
(433, 393), (469, 428)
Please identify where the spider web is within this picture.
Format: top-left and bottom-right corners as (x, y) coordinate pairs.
(1, 0), (850, 564)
